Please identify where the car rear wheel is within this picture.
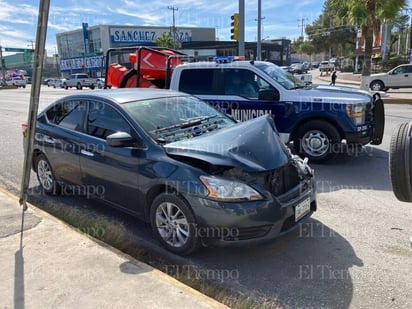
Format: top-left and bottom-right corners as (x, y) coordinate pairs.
(76, 83), (82, 90)
(370, 80), (385, 91)
(389, 122), (412, 202)
(150, 193), (199, 255)
(35, 153), (61, 195)
(293, 120), (340, 163)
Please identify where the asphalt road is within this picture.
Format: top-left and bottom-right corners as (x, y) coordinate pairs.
(0, 85), (411, 309)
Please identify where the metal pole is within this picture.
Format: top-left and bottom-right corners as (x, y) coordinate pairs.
(256, 0), (262, 60)
(238, 0), (245, 56)
(0, 46), (6, 84)
(19, 0), (50, 211)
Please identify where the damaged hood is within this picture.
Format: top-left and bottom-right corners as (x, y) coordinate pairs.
(164, 115), (289, 172)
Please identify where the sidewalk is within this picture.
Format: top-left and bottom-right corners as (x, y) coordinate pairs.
(0, 188), (229, 309)
(316, 71), (412, 104)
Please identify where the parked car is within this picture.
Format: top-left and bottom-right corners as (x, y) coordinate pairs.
(96, 78), (112, 89)
(1, 76), (27, 88)
(43, 78), (52, 85)
(290, 63), (307, 74)
(24, 88), (316, 255)
(279, 66), (295, 73)
(368, 64), (412, 91)
(48, 78), (61, 88)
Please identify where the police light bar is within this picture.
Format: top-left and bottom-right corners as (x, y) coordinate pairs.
(213, 56), (234, 63)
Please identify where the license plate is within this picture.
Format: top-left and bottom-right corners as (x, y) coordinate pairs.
(295, 198), (311, 222)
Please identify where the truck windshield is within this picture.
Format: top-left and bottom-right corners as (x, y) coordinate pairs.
(255, 62), (306, 90)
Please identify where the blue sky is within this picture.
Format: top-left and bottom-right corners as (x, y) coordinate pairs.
(1, 0), (412, 56)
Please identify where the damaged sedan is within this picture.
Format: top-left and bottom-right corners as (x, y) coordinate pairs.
(28, 88), (316, 255)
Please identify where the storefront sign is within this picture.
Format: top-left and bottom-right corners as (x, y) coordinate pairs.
(60, 55), (104, 71)
(110, 27), (192, 44)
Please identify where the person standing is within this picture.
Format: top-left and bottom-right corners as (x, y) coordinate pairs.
(330, 71), (337, 86)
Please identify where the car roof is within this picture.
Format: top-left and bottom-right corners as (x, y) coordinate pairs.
(56, 88), (190, 105)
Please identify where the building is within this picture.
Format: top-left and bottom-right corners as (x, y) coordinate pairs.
(56, 24), (292, 77)
(56, 24), (216, 76)
(1, 24), (291, 79)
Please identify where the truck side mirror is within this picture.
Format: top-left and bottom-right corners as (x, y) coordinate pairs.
(258, 89), (279, 101)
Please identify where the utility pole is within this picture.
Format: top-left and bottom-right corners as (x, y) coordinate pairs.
(238, 0), (245, 56)
(168, 6), (178, 48)
(0, 46), (6, 84)
(256, 0), (265, 61)
(297, 18), (306, 41)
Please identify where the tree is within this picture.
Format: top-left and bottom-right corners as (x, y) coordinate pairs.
(329, 0), (407, 89)
(155, 33), (174, 48)
(305, 2), (357, 57)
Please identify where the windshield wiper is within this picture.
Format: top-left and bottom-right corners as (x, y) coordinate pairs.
(154, 115), (219, 132)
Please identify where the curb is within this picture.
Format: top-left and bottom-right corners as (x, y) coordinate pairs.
(0, 187), (230, 309)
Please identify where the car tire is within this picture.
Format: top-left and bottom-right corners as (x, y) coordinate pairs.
(76, 83), (82, 90)
(150, 193), (199, 255)
(293, 120), (340, 163)
(90, 85), (95, 90)
(370, 80), (385, 91)
(389, 122), (412, 202)
(64, 84), (68, 90)
(35, 153), (61, 195)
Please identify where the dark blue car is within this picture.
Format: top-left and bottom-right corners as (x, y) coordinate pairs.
(29, 88), (316, 255)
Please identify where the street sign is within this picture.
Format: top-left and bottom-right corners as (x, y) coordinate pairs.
(4, 47), (34, 52)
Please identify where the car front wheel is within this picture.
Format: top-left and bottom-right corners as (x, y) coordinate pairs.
(150, 193), (199, 255)
(293, 120), (341, 163)
(35, 153), (61, 195)
(370, 80), (385, 91)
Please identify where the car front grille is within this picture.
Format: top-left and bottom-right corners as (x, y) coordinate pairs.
(262, 163), (301, 197)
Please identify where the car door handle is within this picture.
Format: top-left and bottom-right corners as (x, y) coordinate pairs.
(80, 149), (95, 157)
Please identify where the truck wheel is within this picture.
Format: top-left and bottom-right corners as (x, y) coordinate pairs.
(370, 80), (384, 91)
(150, 193), (199, 255)
(76, 83), (82, 90)
(293, 120), (340, 163)
(90, 84), (95, 90)
(389, 122), (412, 202)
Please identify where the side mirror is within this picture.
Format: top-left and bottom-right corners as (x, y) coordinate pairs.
(258, 89), (279, 101)
(106, 131), (136, 147)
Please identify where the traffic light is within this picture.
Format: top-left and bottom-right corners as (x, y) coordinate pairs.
(230, 13), (239, 41)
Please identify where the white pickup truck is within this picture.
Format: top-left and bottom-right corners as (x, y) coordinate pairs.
(319, 61), (335, 76)
(62, 73), (96, 90)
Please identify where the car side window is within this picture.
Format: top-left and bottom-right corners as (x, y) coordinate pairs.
(224, 69), (259, 99)
(46, 100), (86, 131)
(86, 101), (132, 139)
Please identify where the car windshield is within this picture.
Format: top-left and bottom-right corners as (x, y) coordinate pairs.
(123, 95), (235, 144)
(255, 62), (306, 90)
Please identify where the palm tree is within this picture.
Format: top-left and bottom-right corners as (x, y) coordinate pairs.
(329, 0), (407, 89)
(155, 33), (175, 48)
